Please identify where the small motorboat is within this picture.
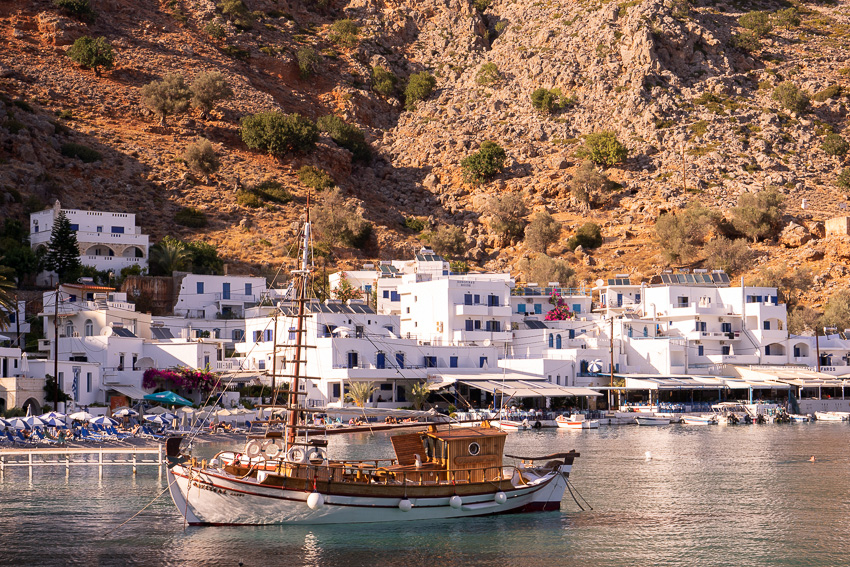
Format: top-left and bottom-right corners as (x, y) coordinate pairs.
(788, 414), (811, 423)
(555, 414), (599, 430)
(635, 416), (671, 426)
(682, 415), (717, 425)
(814, 411), (849, 422)
(494, 418), (541, 431)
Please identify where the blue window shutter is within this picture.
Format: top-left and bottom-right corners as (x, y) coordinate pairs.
(450, 356), (458, 368)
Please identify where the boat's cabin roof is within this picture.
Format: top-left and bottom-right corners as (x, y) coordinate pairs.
(424, 428), (507, 442)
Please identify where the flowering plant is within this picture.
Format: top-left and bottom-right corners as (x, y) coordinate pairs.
(544, 293), (573, 321)
(143, 367), (221, 393)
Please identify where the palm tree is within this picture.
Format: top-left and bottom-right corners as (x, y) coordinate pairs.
(345, 381), (376, 408)
(0, 274), (15, 330)
(410, 382), (431, 410)
(149, 236), (191, 276)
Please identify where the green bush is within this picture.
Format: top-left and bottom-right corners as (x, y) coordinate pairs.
(836, 168), (850, 190)
(495, 21), (507, 35)
(371, 66), (397, 96)
(730, 32), (760, 52)
(530, 87), (570, 114)
(461, 141), (507, 185)
(813, 85), (842, 102)
(329, 19), (359, 48)
(772, 7), (800, 30)
(655, 203), (719, 263)
(316, 115), (371, 162)
(218, 0), (252, 28)
(476, 63), (500, 85)
(183, 138), (220, 175)
(822, 133), (849, 158)
(739, 11), (772, 38)
(404, 217), (427, 232)
(518, 255), (576, 287)
(313, 189), (372, 248)
(731, 187), (786, 242)
(298, 165), (335, 191)
(236, 190), (263, 208)
(190, 71), (233, 117)
(567, 222), (602, 251)
(578, 131), (628, 166)
(703, 236), (752, 275)
(241, 111), (318, 156)
(141, 74), (191, 126)
(67, 36), (114, 76)
(296, 47), (321, 78)
(487, 193), (528, 241)
(430, 225), (469, 258)
(205, 21), (226, 39)
(54, 0), (95, 20)
(525, 211), (561, 253)
(221, 45), (249, 59)
(772, 81), (809, 113)
(405, 72), (436, 109)
(60, 142), (102, 163)
(473, 0), (492, 12)
(253, 179), (292, 203)
(174, 207), (208, 228)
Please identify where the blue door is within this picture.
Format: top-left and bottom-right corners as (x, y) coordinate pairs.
(376, 352), (386, 369)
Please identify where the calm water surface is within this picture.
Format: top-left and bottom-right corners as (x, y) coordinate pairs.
(1, 423), (849, 567)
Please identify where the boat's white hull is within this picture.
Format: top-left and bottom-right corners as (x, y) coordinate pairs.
(635, 416), (671, 426)
(815, 411), (849, 422)
(493, 420), (534, 431)
(556, 419), (599, 429)
(682, 416), (716, 426)
(167, 464), (571, 525)
(789, 414), (811, 422)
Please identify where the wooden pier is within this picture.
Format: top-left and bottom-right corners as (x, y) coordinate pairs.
(0, 446), (164, 478)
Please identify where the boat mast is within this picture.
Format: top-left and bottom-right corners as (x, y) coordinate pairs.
(285, 203), (311, 450)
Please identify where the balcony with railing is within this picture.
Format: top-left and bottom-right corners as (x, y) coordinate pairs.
(214, 292), (260, 304)
(454, 303), (512, 317)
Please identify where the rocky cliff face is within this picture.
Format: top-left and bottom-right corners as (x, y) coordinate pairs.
(1, 0), (849, 300)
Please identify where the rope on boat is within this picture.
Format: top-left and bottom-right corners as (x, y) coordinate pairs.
(566, 479), (593, 511)
(103, 475), (179, 537)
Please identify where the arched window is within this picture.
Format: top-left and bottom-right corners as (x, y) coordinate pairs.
(555, 334), (562, 349)
(548, 334), (554, 348)
(84, 319), (94, 337)
(65, 322), (75, 337)
(212, 328), (220, 339)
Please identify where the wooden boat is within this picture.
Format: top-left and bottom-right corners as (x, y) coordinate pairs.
(682, 415), (717, 426)
(635, 416), (671, 426)
(555, 414), (599, 429)
(165, 209), (582, 525)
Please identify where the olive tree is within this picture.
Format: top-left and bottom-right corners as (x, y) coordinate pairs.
(189, 71), (234, 118)
(141, 74), (192, 126)
(524, 212), (561, 253)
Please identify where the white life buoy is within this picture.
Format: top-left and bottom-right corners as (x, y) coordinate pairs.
(263, 440), (282, 459)
(287, 446), (309, 464)
(305, 446), (328, 464)
(245, 440), (263, 459)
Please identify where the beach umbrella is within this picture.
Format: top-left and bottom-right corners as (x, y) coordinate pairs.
(144, 414), (172, 425)
(146, 406), (170, 415)
(23, 416), (45, 429)
(89, 416), (118, 427)
(9, 418), (31, 430)
(215, 408), (233, 417)
(41, 417), (68, 428)
(143, 391), (193, 407)
(113, 408), (139, 417)
(0, 418), (12, 429)
(68, 411), (94, 421)
(588, 359), (603, 373)
(177, 407), (196, 414)
(40, 411), (66, 420)
(20, 352), (29, 376)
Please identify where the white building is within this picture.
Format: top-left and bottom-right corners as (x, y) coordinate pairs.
(172, 274), (268, 319)
(39, 283), (227, 408)
(31, 201), (149, 280)
(0, 300), (30, 347)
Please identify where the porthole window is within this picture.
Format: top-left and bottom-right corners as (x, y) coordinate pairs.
(468, 442), (481, 456)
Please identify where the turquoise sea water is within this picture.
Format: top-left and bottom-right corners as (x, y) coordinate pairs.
(1, 423), (849, 567)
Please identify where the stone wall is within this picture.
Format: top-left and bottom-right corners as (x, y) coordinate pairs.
(825, 217), (850, 237)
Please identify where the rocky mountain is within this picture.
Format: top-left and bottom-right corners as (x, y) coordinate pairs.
(1, 0), (849, 308)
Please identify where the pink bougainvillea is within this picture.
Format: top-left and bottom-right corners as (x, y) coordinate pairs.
(143, 367), (221, 393)
(544, 293), (573, 321)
